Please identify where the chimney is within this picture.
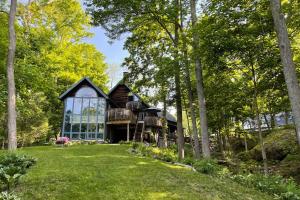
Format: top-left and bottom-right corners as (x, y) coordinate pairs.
(123, 71), (129, 84)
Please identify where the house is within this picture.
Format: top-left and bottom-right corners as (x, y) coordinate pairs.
(59, 75), (177, 143)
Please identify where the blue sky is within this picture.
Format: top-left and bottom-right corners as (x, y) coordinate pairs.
(83, 27), (129, 88)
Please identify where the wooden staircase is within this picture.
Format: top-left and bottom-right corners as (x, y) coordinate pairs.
(133, 121), (145, 142)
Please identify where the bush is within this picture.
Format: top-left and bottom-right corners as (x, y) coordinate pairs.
(55, 137), (69, 145)
(130, 143), (177, 163)
(0, 154), (36, 191)
(193, 159), (221, 175)
(181, 157), (195, 165)
(230, 174), (300, 200)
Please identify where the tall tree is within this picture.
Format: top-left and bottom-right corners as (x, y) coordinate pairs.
(86, 0), (186, 159)
(179, 0), (201, 159)
(270, 0), (300, 146)
(190, 0), (210, 157)
(6, 0), (17, 150)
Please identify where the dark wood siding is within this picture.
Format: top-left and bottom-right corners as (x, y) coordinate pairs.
(109, 84), (130, 108)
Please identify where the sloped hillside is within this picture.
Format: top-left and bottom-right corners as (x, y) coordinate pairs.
(15, 145), (272, 200)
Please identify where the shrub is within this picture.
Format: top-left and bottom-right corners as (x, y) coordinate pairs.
(193, 159), (221, 175)
(0, 154), (36, 191)
(230, 174), (300, 200)
(130, 143), (177, 163)
(158, 148), (177, 162)
(181, 157), (195, 165)
(55, 137), (69, 145)
(132, 142), (139, 150)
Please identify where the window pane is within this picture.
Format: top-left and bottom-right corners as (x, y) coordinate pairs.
(64, 115), (71, 132)
(88, 123), (97, 133)
(88, 133), (96, 139)
(72, 114), (81, 124)
(89, 99), (97, 116)
(73, 98), (82, 115)
(80, 133), (86, 139)
(97, 133), (104, 139)
(75, 87), (97, 97)
(65, 98), (74, 114)
(97, 99), (106, 116)
(81, 123), (87, 132)
(98, 123), (104, 133)
(97, 116), (104, 123)
(82, 98), (89, 116)
(81, 115), (88, 123)
(72, 123), (80, 133)
(64, 133), (70, 139)
(72, 134), (79, 140)
(89, 116), (97, 123)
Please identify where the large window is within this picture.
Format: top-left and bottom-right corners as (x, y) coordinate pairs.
(62, 86), (106, 140)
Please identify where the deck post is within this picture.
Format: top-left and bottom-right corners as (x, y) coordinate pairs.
(127, 123), (130, 142)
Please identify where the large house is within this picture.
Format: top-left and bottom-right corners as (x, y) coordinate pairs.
(59, 76), (177, 143)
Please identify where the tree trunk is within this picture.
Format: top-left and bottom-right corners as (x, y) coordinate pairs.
(7, 0), (17, 151)
(244, 132), (248, 152)
(217, 128), (225, 158)
(263, 113), (271, 131)
(251, 65), (268, 175)
(174, 0), (184, 160)
(190, 0), (210, 158)
(271, 113), (276, 128)
(270, 0), (300, 146)
(284, 111), (289, 125)
(162, 93), (168, 148)
(181, 34), (201, 159)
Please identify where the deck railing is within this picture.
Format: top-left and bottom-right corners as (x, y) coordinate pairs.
(107, 108), (137, 123)
(144, 116), (162, 127)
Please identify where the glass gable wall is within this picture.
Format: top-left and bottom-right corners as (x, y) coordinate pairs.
(62, 86), (106, 140)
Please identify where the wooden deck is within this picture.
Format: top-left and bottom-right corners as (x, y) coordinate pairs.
(107, 108), (137, 124)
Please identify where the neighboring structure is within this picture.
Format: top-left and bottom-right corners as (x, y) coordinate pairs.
(243, 112), (294, 131)
(59, 76), (177, 143)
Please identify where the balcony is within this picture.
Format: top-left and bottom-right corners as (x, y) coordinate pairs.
(126, 101), (143, 112)
(107, 108), (137, 124)
(144, 116), (162, 127)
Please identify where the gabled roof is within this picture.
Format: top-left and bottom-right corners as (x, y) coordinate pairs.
(108, 81), (150, 107)
(59, 77), (109, 100)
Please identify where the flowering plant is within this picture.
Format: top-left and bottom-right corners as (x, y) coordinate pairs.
(55, 137), (70, 144)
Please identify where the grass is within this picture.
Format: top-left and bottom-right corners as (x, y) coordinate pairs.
(10, 144), (273, 200)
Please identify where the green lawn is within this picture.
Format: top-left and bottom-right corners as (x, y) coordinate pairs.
(13, 145), (272, 200)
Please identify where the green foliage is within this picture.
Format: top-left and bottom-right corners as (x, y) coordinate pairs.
(181, 157), (195, 165)
(230, 174), (300, 200)
(0, 154), (36, 191)
(130, 143), (177, 163)
(0, 191), (20, 200)
(0, 0), (109, 145)
(278, 154), (300, 184)
(249, 129), (299, 161)
(193, 159), (222, 175)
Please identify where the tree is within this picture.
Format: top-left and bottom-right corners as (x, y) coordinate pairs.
(6, 0), (17, 150)
(190, 0), (210, 158)
(0, 0), (108, 146)
(270, 0), (300, 146)
(86, 0), (186, 159)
